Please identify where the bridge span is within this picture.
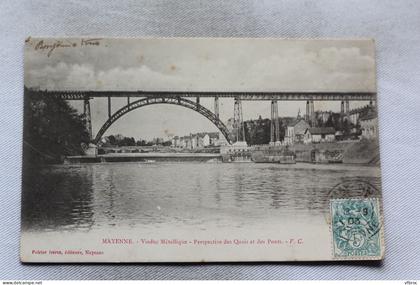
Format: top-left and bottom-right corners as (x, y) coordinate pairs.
(30, 90), (375, 101)
(27, 89), (377, 148)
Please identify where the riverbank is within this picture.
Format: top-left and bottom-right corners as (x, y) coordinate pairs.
(66, 139), (380, 165)
(292, 138), (380, 165)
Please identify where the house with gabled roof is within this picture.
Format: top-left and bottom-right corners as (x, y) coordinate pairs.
(304, 127), (336, 144)
(360, 109), (378, 139)
(284, 113), (310, 145)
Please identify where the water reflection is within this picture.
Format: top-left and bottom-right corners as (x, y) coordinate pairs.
(22, 162), (381, 232)
(22, 165), (95, 231)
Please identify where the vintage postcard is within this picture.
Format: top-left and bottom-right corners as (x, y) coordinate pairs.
(21, 38), (384, 262)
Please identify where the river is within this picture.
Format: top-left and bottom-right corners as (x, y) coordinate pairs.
(22, 162), (381, 233)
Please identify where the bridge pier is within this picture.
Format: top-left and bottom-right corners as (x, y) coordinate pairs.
(306, 100), (310, 122)
(345, 100), (350, 117)
(341, 100), (350, 122)
(310, 100), (315, 127)
(233, 97), (245, 142)
(83, 98), (92, 140)
(306, 100), (315, 126)
(107, 96), (111, 118)
(196, 97), (200, 109)
(270, 100), (280, 144)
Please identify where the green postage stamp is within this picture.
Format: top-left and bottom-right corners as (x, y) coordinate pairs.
(330, 198), (382, 259)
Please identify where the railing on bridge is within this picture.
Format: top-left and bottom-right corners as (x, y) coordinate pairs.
(27, 89), (376, 101)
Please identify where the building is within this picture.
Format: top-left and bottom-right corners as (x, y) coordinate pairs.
(360, 109), (378, 139)
(208, 132), (220, 145)
(285, 117), (310, 145)
(190, 135), (197, 149)
(220, 141), (251, 162)
(171, 136), (180, 147)
(220, 141), (249, 154)
(304, 127), (336, 144)
(178, 136), (187, 148)
(195, 133), (211, 147)
(172, 132), (224, 149)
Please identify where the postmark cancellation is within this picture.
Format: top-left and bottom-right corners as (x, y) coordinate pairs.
(330, 198), (383, 259)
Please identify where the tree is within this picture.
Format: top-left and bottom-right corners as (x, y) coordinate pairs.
(136, 139), (147, 146)
(108, 135), (116, 145)
(243, 118), (270, 145)
(325, 115), (334, 128)
(278, 119), (285, 141)
(162, 140), (172, 146)
(342, 118), (351, 137)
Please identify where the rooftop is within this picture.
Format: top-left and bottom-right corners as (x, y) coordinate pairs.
(306, 127), (336, 135)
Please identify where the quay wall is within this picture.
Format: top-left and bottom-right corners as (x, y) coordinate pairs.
(66, 140), (379, 165)
(65, 153), (222, 164)
(293, 139), (380, 165)
(251, 139), (380, 165)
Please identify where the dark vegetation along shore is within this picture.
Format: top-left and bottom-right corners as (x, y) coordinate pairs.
(23, 88), (90, 165)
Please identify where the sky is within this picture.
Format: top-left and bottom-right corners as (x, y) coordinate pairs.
(24, 38), (376, 140)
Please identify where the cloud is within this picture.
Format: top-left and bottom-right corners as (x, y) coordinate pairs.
(24, 39), (376, 141)
(25, 40), (375, 92)
(240, 47), (375, 91)
(95, 65), (188, 90)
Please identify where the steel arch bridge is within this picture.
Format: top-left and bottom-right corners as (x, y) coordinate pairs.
(93, 96), (231, 145)
(25, 88), (377, 147)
